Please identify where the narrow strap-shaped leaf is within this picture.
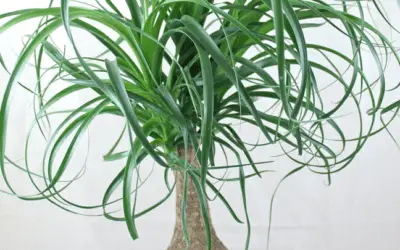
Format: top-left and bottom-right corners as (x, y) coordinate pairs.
(280, 0), (310, 120)
(105, 60), (169, 168)
(105, 0), (124, 17)
(122, 153), (139, 239)
(270, 0), (291, 117)
(0, 19), (63, 195)
(46, 99), (110, 192)
(123, 119), (159, 239)
(126, 0), (143, 28)
(180, 15), (273, 143)
(198, 47), (214, 189)
(181, 171), (190, 247)
(188, 171), (212, 250)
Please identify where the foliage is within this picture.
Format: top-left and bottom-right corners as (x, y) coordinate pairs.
(0, 0), (399, 249)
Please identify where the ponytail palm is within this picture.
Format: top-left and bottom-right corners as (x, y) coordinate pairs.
(1, 0), (399, 249)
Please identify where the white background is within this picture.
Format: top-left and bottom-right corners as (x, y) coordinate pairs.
(1, 1), (400, 250)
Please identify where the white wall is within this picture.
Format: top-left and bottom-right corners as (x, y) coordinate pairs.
(1, 1), (400, 250)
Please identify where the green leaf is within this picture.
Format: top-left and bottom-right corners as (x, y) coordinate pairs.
(105, 60), (169, 169)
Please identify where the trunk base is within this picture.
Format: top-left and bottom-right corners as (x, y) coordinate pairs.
(168, 146), (227, 250)
(168, 228), (227, 250)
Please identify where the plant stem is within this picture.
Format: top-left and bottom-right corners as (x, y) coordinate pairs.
(168, 146), (227, 250)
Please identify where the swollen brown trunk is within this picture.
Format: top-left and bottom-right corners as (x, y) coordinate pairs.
(168, 146), (227, 250)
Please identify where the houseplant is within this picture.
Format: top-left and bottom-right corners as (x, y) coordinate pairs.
(0, 0), (399, 249)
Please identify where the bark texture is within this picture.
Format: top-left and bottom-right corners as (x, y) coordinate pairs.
(168, 146), (228, 250)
